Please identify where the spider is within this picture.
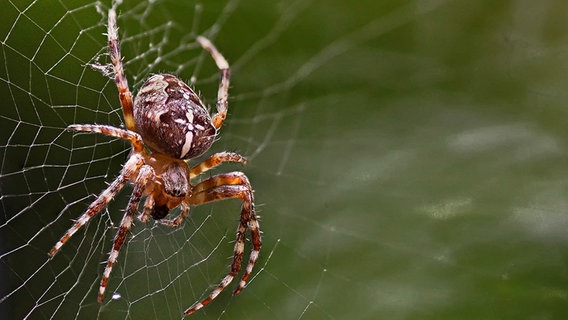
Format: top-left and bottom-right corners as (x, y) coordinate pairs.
(48, 5), (261, 316)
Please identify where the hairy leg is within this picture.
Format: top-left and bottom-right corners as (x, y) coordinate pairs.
(107, 5), (135, 131)
(189, 151), (247, 178)
(196, 36), (230, 130)
(67, 124), (144, 152)
(49, 154), (144, 256)
(98, 165), (154, 302)
(184, 172), (260, 315)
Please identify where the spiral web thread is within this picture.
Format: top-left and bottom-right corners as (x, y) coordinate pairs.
(0, 0), (456, 319)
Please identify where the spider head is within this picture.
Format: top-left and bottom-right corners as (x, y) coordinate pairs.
(161, 161), (190, 198)
(148, 158), (190, 220)
(134, 74), (216, 160)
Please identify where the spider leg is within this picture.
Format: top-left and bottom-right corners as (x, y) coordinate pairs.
(49, 177), (126, 256)
(159, 202), (190, 227)
(138, 193), (155, 223)
(108, 5), (135, 131)
(184, 172), (261, 315)
(189, 151), (247, 178)
(49, 153), (144, 256)
(196, 36), (230, 130)
(67, 124), (144, 153)
(98, 165), (154, 303)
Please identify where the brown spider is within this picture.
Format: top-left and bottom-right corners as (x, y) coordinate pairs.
(48, 5), (261, 316)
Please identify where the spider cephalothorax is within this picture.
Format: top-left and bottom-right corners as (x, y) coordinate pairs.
(49, 4), (261, 316)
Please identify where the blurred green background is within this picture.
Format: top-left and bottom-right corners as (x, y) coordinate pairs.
(2, 0), (568, 319)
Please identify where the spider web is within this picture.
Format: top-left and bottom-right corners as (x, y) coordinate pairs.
(4, 0), (568, 319)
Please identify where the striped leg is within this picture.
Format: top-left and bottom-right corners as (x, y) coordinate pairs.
(67, 124), (144, 153)
(189, 152), (247, 178)
(98, 165), (154, 303)
(196, 36), (230, 130)
(108, 5), (135, 131)
(159, 203), (190, 227)
(49, 154), (144, 257)
(184, 172), (261, 315)
(138, 193), (155, 223)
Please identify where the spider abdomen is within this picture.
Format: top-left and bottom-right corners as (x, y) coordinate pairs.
(133, 74), (216, 159)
